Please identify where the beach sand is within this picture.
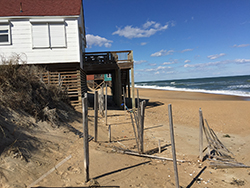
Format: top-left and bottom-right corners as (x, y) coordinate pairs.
(3, 88), (250, 187)
(138, 88), (250, 135)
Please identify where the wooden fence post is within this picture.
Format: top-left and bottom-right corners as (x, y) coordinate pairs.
(168, 104), (179, 188)
(94, 90), (98, 142)
(130, 113), (140, 153)
(98, 85), (104, 117)
(137, 89), (141, 129)
(108, 124), (111, 142)
(199, 108), (204, 161)
(137, 89), (139, 109)
(82, 93), (89, 182)
(105, 83), (108, 125)
(139, 100), (146, 153)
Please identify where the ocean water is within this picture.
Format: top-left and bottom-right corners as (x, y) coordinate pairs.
(135, 75), (250, 97)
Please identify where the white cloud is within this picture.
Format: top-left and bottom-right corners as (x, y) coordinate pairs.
(86, 34), (113, 48)
(112, 20), (173, 39)
(141, 42), (147, 46)
(143, 21), (156, 29)
(233, 44), (249, 48)
(163, 62), (172, 65)
(151, 49), (174, 57)
(184, 61), (224, 68)
(181, 48), (194, 53)
(155, 71), (160, 75)
(149, 63), (157, 66)
(134, 60), (147, 64)
(235, 59), (250, 63)
(184, 60), (191, 63)
(163, 59), (178, 65)
(167, 71), (174, 74)
(184, 58), (250, 68)
(144, 66), (171, 72)
(207, 53), (226, 60)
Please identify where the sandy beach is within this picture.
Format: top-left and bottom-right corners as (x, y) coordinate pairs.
(2, 88), (250, 187)
(138, 88), (250, 135)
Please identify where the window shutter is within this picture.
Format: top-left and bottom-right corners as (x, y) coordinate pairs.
(49, 23), (66, 47)
(32, 24), (49, 48)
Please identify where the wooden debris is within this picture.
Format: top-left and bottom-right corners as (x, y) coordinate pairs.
(199, 109), (248, 169)
(209, 161), (250, 169)
(117, 149), (186, 163)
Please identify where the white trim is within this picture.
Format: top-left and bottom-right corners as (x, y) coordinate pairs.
(0, 20), (9, 24)
(0, 16), (79, 20)
(30, 18), (64, 23)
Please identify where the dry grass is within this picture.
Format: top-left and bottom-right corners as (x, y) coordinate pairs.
(0, 54), (71, 121)
(0, 54), (77, 159)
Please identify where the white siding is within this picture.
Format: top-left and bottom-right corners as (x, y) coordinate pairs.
(0, 18), (81, 65)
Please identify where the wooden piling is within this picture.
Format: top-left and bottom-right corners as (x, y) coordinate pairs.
(168, 104), (179, 188)
(199, 108), (204, 161)
(137, 89), (139, 109)
(131, 66), (135, 109)
(108, 124), (111, 142)
(82, 94), (89, 182)
(139, 100), (146, 153)
(105, 83), (108, 125)
(94, 90), (98, 142)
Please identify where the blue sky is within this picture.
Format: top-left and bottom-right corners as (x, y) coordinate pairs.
(84, 0), (250, 82)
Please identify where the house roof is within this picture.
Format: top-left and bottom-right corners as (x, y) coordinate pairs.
(0, 0), (82, 17)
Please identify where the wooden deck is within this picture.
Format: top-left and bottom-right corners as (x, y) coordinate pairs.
(84, 50), (135, 108)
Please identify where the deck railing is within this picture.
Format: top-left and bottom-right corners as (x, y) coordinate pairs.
(84, 50), (133, 65)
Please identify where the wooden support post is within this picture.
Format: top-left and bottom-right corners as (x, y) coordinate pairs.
(108, 124), (111, 142)
(168, 104), (179, 188)
(137, 89), (141, 129)
(131, 66), (135, 109)
(99, 85), (104, 117)
(105, 83), (108, 125)
(123, 87), (126, 111)
(82, 94), (89, 182)
(139, 100), (146, 154)
(94, 90), (98, 142)
(199, 108), (204, 161)
(127, 69), (131, 99)
(137, 89), (140, 109)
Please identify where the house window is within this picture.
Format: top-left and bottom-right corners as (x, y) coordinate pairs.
(31, 20), (66, 48)
(0, 22), (11, 45)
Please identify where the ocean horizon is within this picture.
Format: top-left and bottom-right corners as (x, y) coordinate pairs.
(135, 75), (250, 98)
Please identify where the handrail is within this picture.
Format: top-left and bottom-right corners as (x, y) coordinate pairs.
(84, 50), (133, 64)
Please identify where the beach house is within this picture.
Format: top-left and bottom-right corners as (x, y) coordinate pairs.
(0, 0), (87, 107)
(0, 0), (135, 108)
